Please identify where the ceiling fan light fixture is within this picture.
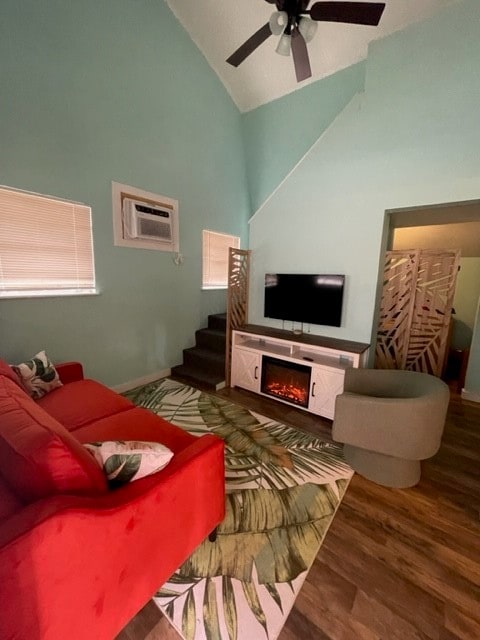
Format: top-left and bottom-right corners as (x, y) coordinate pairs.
(298, 16), (318, 43)
(276, 32), (292, 56)
(226, 1), (386, 85)
(269, 11), (288, 36)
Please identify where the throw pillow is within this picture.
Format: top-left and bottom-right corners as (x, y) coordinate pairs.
(12, 350), (63, 399)
(84, 440), (174, 488)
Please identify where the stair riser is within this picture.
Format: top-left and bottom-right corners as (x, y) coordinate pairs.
(195, 330), (226, 353)
(171, 313), (227, 388)
(208, 314), (227, 332)
(170, 365), (224, 391)
(183, 350), (225, 376)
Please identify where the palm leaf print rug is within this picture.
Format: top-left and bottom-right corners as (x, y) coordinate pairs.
(125, 378), (353, 640)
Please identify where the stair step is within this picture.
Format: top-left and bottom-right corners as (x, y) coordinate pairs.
(170, 364), (225, 391)
(208, 313), (227, 332)
(172, 312), (227, 391)
(195, 328), (226, 353)
(183, 347), (225, 376)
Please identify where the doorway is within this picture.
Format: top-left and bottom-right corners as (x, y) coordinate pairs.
(373, 199), (480, 394)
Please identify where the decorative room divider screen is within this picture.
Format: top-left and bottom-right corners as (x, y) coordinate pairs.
(375, 249), (460, 376)
(225, 248), (251, 386)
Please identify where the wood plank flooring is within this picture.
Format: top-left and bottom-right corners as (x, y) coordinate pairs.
(117, 386), (480, 640)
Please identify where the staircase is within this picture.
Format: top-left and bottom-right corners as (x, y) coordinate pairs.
(171, 313), (227, 390)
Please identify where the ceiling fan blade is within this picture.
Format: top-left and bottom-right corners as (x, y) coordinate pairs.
(226, 23), (272, 67)
(291, 28), (312, 82)
(310, 2), (386, 26)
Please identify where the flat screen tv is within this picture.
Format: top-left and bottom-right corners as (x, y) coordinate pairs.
(264, 273), (345, 327)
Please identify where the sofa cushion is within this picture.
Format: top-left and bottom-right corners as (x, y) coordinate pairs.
(0, 376), (108, 502)
(0, 358), (24, 390)
(0, 475), (23, 520)
(12, 350), (63, 398)
(84, 440), (174, 488)
(74, 407), (196, 453)
(37, 379), (134, 431)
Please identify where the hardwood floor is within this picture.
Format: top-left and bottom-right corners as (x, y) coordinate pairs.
(117, 386), (480, 640)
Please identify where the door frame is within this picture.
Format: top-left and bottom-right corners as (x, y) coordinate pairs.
(371, 198), (480, 387)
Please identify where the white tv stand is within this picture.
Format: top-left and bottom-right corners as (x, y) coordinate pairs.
(231, 325), (369, 420)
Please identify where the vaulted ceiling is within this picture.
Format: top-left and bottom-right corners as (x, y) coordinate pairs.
(166, 0), (459, 112)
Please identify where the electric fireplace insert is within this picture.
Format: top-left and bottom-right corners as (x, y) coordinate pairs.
(261, 355), (311, 408)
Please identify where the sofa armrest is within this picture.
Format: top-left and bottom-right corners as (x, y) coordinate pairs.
(0, 433), (224, 547)
(56, 361), (84, 384)
(0, 433), (225, 640)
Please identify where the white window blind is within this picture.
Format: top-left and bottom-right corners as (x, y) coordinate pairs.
(0, 186), (96, 297)
(202, 230), (240, 289)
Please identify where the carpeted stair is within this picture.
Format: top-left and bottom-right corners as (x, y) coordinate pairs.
(171, 313), (226, 390)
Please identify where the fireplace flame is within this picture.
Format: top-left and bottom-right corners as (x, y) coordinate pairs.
(265, 382), (308, 406)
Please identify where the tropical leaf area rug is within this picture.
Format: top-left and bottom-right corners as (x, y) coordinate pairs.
(125, 378), (353, 640)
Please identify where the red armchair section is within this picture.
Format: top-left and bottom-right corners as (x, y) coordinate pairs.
(0, 359), (225, 640)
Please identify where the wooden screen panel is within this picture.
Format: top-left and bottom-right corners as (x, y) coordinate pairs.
(226, 249), (251, 386)
(405, 249), (460, 376)
(375, 251), (419, 370)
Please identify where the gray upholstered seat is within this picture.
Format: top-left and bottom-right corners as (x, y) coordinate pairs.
(332, 368), (450, 488)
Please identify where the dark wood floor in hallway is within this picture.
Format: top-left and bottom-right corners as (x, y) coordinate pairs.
(117, 386), (480, 640)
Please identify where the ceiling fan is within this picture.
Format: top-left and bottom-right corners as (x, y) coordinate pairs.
(226, 1), (386, 83)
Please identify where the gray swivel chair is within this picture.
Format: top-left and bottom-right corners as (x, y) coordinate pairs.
(332, 368), (450, 488)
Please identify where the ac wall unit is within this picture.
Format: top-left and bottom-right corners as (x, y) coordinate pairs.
(123, 198), (176, 248)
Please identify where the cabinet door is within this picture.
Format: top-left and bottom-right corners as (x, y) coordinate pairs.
(231, 348), (261, 392)
(310, 367), (345, 419)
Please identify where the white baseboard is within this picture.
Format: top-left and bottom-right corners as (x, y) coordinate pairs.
(461, 388), (480, 404)
(112, 368), (171, 394)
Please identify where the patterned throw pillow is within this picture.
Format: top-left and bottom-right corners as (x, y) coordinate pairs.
(84, 440), (174, 488)
(12, 350), (63, 399)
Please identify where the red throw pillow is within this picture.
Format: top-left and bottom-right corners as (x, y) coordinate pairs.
(0, 376), (107, 502)
(0, 358), (25, 390)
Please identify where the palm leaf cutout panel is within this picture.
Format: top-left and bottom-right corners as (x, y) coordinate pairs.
(375, 250), (419, 369)
(405, 249), (460, 376)
(226, 247), (251, 386)
(376, 249), (460, 376)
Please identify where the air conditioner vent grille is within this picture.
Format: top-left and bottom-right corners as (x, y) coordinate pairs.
(138, 218), (172, 240)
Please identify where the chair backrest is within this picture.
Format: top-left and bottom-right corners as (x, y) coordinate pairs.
(345, 368), (449, 401)
(342, 368), (450, 458)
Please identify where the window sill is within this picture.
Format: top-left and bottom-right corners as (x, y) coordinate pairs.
(0, 288), (100, 300)
(202, 285), (228, 291)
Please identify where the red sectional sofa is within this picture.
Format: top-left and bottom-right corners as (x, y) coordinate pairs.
(0, 359), (225, 640)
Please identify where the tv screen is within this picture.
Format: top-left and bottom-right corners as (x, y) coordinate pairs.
(264, 273), (345, 327)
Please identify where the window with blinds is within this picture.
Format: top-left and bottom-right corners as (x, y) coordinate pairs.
(202, 230), (240, 289)
(0, 186), (96, 298)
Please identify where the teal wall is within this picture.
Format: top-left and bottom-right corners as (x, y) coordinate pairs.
(465, 298), (480, 400)
(242, 62), (366, 213)
(0, 0), (249, 385)
(452, 258), (480, 350)
(2, 0), (479, 397)
(247, 0), (480, 396)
